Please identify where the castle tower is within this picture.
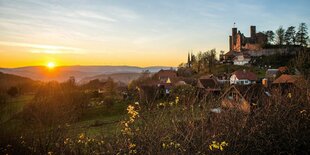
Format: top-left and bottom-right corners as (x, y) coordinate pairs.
(232, 27), (237, 46)
(250, 25), (256, 39)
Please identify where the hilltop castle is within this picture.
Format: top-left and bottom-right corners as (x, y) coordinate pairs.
(229, 26), (267, 52)
(220, 25), (271, 65)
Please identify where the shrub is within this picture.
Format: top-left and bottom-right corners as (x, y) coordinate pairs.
(22, 81), (89, 127)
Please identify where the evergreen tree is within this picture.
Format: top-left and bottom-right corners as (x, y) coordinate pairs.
(296, 23), (309, 47)
(187, 52), (191, 68)
(275, 26), (285, 45)
(265, 30), (275, 44)
(284, 26), (296, 45)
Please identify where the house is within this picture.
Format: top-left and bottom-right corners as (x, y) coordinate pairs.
(278, 66), (289, 74)
(272, 74), (302, 89)
(272, 74), (304, 97)
(221, 50), (238, 64)
(155, 69), (178, 94)
(273, 74), (301, 84)
(197, 75), (221, 96)
(155, 69), (177, 83)
(233, 53), (251, 65)
(265, 69), (279, 81)
(220, 84), (272, 113)
(230, 70), (257, 85)
(220, 85), (251, 113)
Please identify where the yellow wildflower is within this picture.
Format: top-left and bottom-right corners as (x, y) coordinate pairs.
(79, 133), (85, 139)
(129, 143), (136, 149)
(162, 143), (166, 149)
(175, 96), (179, 104)
(209, 141), (228, 151)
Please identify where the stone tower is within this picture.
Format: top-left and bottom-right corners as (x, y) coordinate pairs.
(250, 26), (256, 40)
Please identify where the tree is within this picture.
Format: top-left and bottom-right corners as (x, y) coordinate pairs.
(291, 49), (310, 79)
(207, 49), (217, 73)
(193, 51), (203, 73)
(265, 30), (275, 45)
(284, 26), (296, 45)
(296, 23), (309, 47)
(200, 49), (217, 73)
(219, 50), (225, 61)
(142, 70), (151, 78)
(7, 86), (18, 97)
(275, 26), (285, 45)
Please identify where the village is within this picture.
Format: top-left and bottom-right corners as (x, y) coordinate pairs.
(127, 25), (309, 114)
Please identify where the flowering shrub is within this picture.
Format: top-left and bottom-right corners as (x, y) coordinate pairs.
(120, 102), (140, 154)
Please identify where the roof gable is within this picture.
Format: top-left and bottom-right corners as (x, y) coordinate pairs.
(232, 70), (257, 81)
(273, 74), (301, 84)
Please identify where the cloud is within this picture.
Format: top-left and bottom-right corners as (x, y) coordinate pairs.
(0, 41), (84, 54)
(76, 11), (117, 22)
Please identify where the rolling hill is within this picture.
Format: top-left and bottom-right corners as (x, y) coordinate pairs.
(79, 72), (145, 85)
(0, 72), (38, 92)
(0, 66), (174, 82)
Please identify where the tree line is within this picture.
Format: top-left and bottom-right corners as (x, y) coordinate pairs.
(178, 49), (218, 75)
(264, 23), (309, 47)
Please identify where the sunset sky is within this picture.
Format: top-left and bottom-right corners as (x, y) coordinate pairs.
(0, 0), (309, 67)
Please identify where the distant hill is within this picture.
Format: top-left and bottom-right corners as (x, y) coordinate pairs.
(0, 66), (174, 82)
(79, 72), (145, 85)
(0, 72), (37, 92)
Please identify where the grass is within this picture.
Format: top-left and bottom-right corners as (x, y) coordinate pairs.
(214, 64), (266, 78)
(0, 94), (34, 124)
(0, 97), (128, 138)
(69, 101), (128, 137)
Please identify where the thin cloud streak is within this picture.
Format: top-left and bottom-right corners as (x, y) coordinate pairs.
(0, 41), (84, 54)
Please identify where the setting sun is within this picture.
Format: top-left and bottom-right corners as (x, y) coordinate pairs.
(47, 62), (56, 69)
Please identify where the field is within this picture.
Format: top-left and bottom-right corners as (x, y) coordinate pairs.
(0, 94), (127, 138)
(0, 94), (34, 124)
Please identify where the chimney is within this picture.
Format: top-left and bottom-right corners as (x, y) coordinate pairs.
(250, 26), (256, 39)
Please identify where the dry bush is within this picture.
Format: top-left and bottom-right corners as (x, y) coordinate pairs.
(1, 81), (310, 154)
(22, 81), (89, 127)
(120, 84), (310, 154)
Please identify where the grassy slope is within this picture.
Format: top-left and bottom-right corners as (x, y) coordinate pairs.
(0, 94), (34, 123)
(70, 102), (127, 137)
(0, 96), (128, 138)
(214, 64), (266, 78)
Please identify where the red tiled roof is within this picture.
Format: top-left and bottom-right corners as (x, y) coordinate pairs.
(278, 66), (288, 73)
(273, 74), (301, 84)
(224, 50), (238, 56)
(232, 70), (257, 81)
(156, 70), (177, 78)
